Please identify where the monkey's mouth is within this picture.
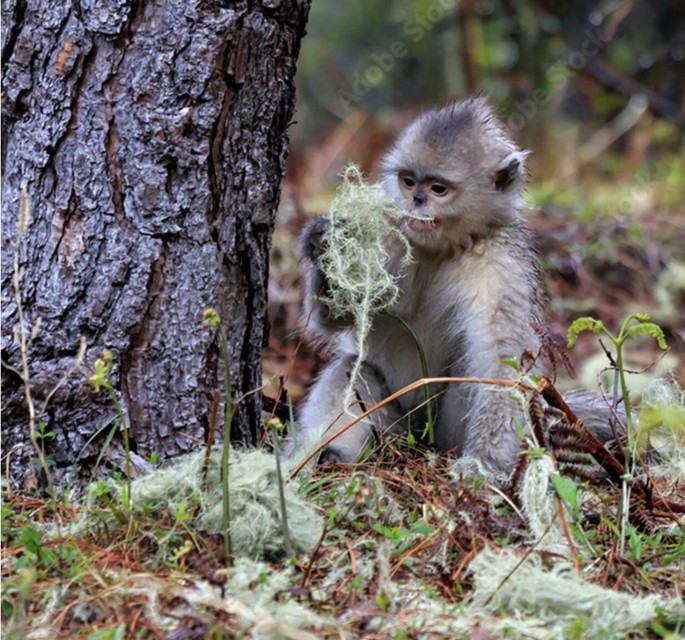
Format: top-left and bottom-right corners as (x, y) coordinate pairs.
(406, 216), (441, 232)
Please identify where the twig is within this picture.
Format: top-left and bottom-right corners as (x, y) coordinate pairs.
(300, 521), (330, 589)
(451, 547), (478, 584)
(578, 57), (684, 126)
(13, 193), (54, 489)
(555, 493), (581, 572)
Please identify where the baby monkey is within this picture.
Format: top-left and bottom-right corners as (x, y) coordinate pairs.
(297, 96), (613, 476)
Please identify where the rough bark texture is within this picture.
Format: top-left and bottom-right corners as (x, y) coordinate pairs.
(1, 0), (310, 487)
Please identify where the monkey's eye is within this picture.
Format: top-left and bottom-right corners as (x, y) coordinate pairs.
(399, 174), (416, 190)
(430, 183), (449, 196)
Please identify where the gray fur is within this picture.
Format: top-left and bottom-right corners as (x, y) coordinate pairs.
(296, 97), (615, 477)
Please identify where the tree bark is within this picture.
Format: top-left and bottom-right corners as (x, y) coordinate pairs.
(1, 0), (310, 488)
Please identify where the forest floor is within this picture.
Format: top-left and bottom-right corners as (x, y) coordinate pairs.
(2, 160), (685, 639)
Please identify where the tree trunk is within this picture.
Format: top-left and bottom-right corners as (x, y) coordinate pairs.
(1, 0), (310, 488)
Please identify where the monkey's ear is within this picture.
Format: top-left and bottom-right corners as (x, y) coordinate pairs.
(493, 150), (530, 191)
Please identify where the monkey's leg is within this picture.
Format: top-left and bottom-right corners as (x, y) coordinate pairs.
(295, 355), (402, 464)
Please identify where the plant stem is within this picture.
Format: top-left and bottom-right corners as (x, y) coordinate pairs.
(272, 430), (293, 556)
(386, 311), (435, 444)
(217, 320), (234, 564)
(106, 384), (131, 518)
(611, 315), (636, 556)
(13, 229), (54, 490)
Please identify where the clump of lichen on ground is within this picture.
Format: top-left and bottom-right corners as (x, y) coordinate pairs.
(128, 448), (324, 560)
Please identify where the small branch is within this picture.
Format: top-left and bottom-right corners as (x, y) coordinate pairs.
(555, 493), (581, 572)
(13, 188), (54, 490)
(262, 391), (291, 422)
(578, 57), (684, 126)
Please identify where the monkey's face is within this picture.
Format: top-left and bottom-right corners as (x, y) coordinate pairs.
(378, 97), (531, 253)
(396, 170), (456, 235)
(384, 158), (526, 254)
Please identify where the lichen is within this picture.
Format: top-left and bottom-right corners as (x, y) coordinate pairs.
(317, 164), (412, 407)
(128, 448), (324, 560)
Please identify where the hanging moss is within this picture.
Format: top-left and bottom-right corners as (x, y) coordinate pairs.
(318, 164), (410, 320)
(317, 164), (412, 406)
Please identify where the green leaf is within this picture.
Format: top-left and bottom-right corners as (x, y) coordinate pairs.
(624, 322), (668, 350)
(172, 501), (192, 523)
(409, 523), (435, 535)
(89, 358), (111, 393)
(19, 526), (42, 554)
(372, 523), (399, 538)
(38, 547), (58, 567)
(567, 317), (604, 349)
(327, 506), (340, 529)
(87, 626), (126, 640)
(375, 591), (390, 611)
(2, 599), (15, 619)
(501, 358), (520, 371)
(552, 473), (580, 514)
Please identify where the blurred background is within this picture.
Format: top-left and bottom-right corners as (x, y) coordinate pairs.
(266, 0), (685, 404)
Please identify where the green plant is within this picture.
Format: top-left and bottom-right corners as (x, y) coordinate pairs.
(32, 421), (56, 475)
(203, 308), (234, 564)
(386, 311), (435, 444)
(1, 566), (36, 639)
(16, 526), (58, 570)
(265, 417), (294, 557)
(567, 313), (668, 554)
(372, 522), (435, 554)
(89, 351), (132, 521)
(89, 479), (127, 525)
(563, 616), (589, 640)
(86, 625), (126, 640)
(568, 313), (667, 430)
(551, 472), (597, 558)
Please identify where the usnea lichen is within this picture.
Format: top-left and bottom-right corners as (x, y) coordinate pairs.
(317, 164), (412, 406)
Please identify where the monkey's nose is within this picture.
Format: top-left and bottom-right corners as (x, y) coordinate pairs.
(413, 194), (426, 206)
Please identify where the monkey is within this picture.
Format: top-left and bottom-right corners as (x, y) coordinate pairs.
(295, 96), (616, 477)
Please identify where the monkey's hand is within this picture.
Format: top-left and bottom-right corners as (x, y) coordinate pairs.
(300, 216), (355, 331)
(301, 216), (332, 263)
